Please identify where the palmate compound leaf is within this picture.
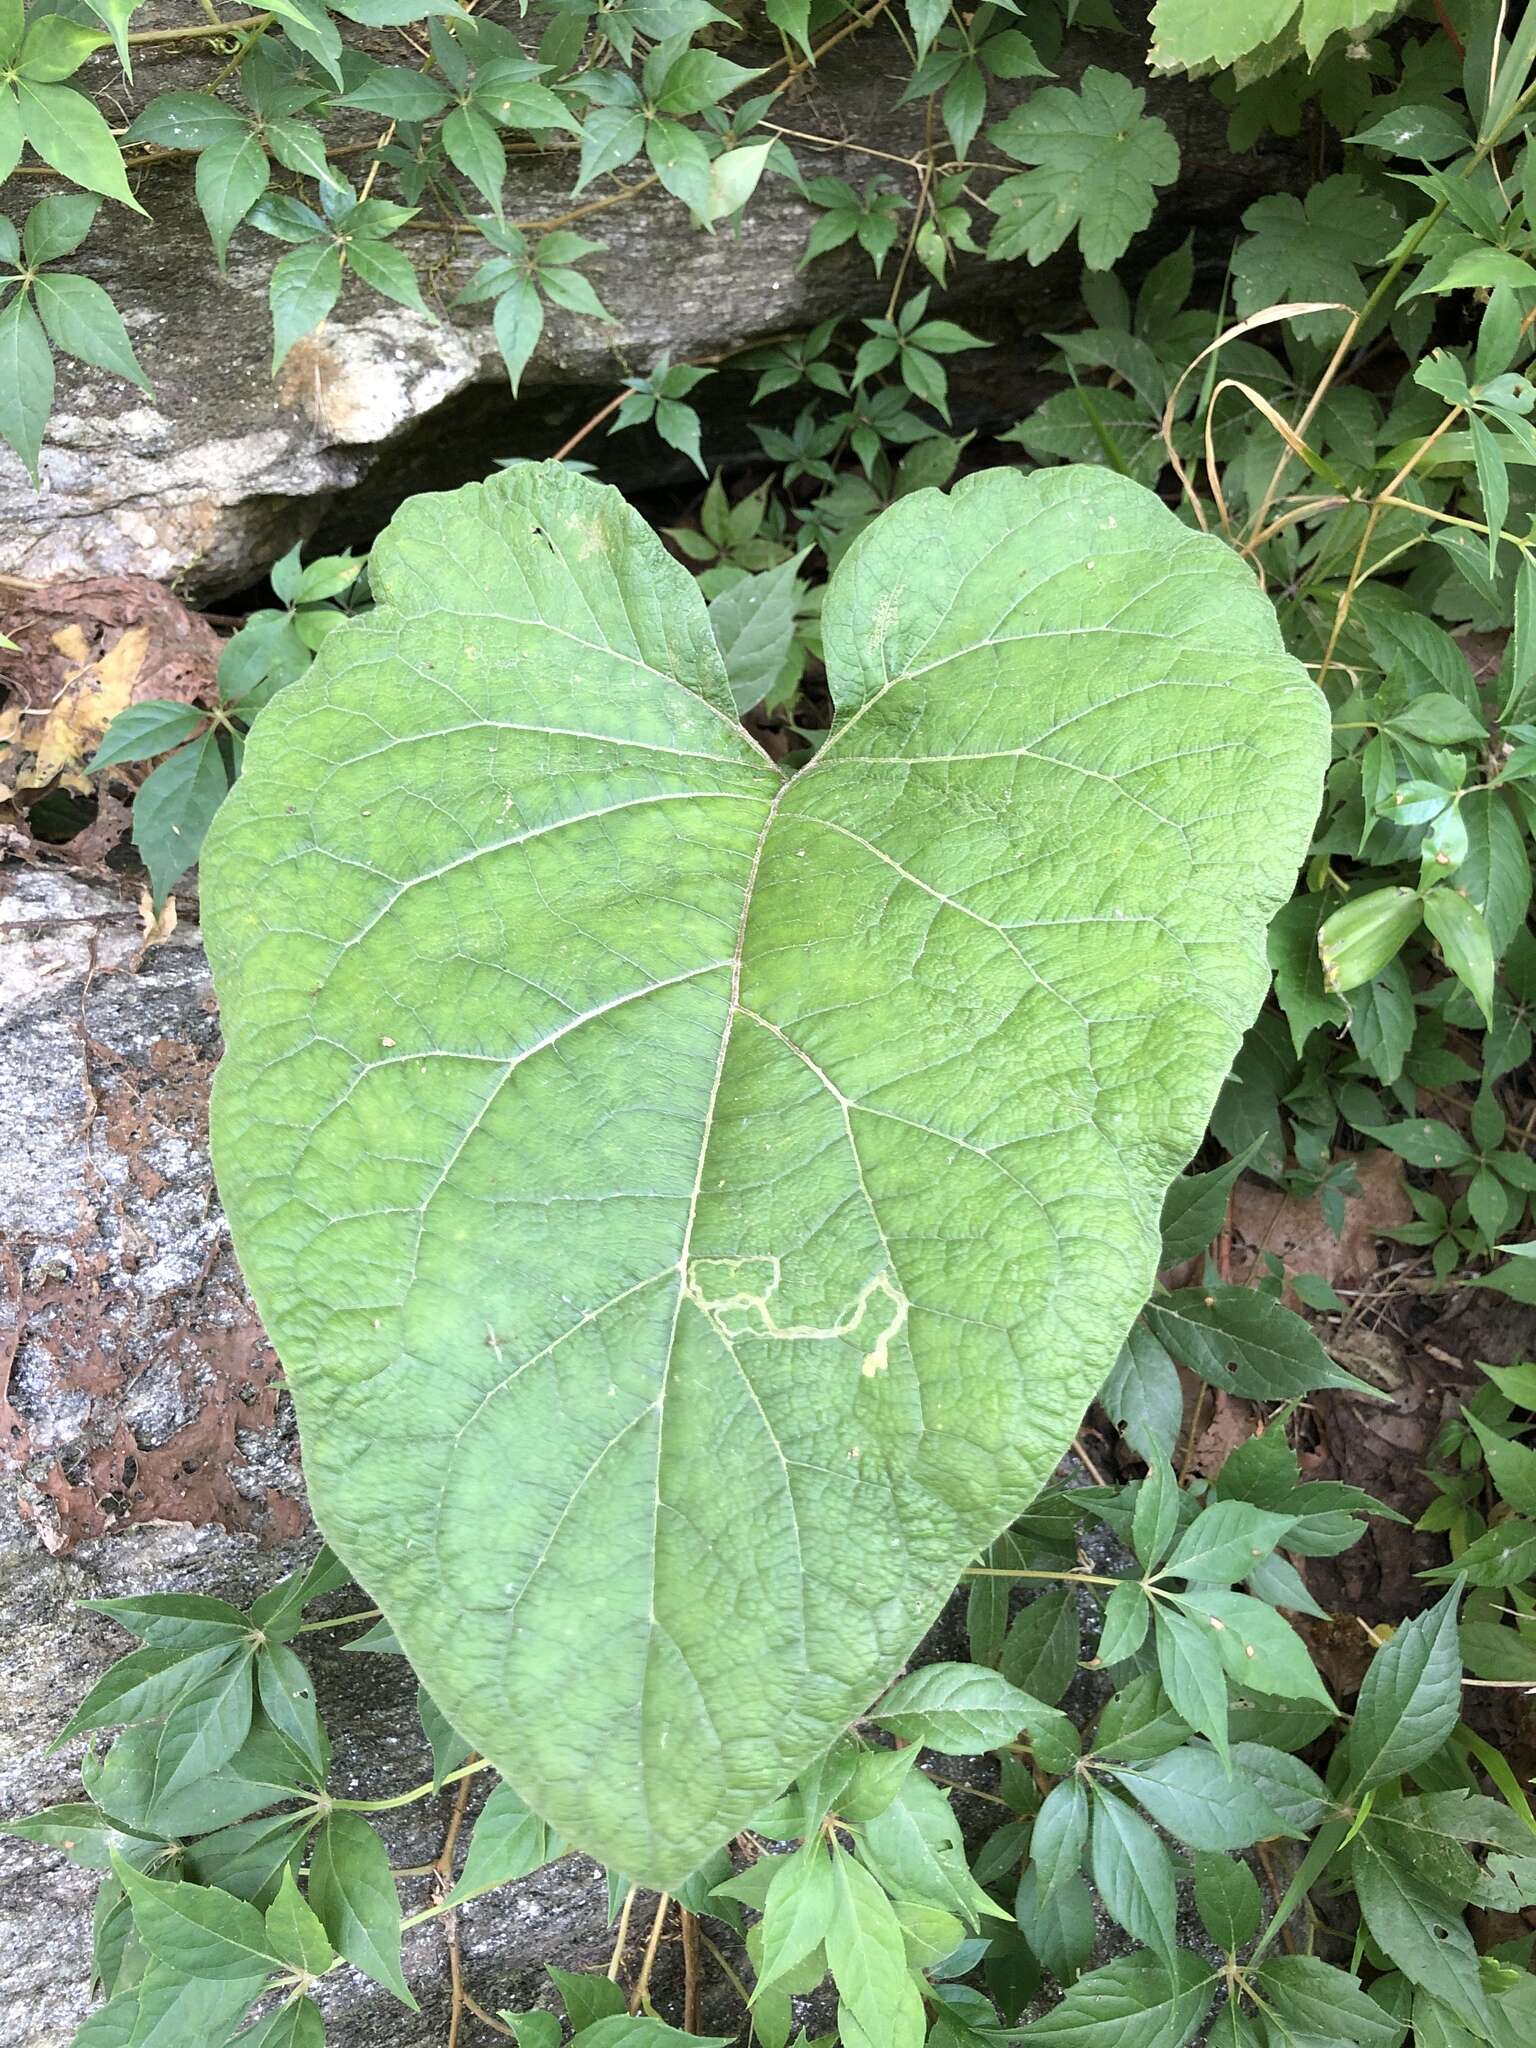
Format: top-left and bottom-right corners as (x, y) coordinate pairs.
(202, 462), (1326, 1886)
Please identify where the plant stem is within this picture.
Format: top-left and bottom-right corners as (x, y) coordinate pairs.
(771, 0), (892, 94)
(629, 1893), (672, 2016)
(883, 127), (935, 323)
(294, 1606), (381, 1633)
(607, 1884), (638, 1980)
(126, 11), (269, 42)
(681, 1908), (701, 2033)
(761, 119), (922, 171)
(460, 1990), (517, 2038)
(961, 1566), (1122, 1587)
(205, 11), (272, 90)
(922, 1767), (1012, 1807)
(1313, 405), (1467, 686)
(696, 1928), (754, 2009)
(1376, 491), (1536, 554)
(550, 389), (628, 462)
(1244, 74), (1536, 549)
(433, 1763), (477, 2048)
(331, 1757), (490, 1812)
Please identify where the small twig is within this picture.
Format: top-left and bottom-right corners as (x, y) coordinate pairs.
(550, 389), (628, 462)
(607, 1884), (638, 1981)
(1432, 0), (1466, 58)
(772, 0), (892, 92)
(696, 1927), (754, 2009)
(459, 1989), (517, 2038)
(205, 11), (272, 90)
(1253, 1839), (1296, 1953)
(922, 1767), (1011, 1807)
(1071, 1432), (1108, 1486)
(125, 10), (269, 42)
(434, 1765), (476, 1877)
(432, 1760), (478, 2048)
(1179, 1382), (1208, 1485)
(520, 176), (661, 235)
(1216, 1187), (1234, 1285)
(681, 1908), (701, 2033)
(761, 119), (923, 171)
(629, 1893), (672, 2016)
(357, 123), (397, 207)
(881, 87), (936, 322)
(294, 1605), (380, 1633)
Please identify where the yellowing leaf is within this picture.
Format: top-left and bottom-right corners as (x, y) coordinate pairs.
(32, 623), (148, 789)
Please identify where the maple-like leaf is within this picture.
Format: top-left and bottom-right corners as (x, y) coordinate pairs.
(986, 69), (1179, 272)
(1232, 174), (1400, 341)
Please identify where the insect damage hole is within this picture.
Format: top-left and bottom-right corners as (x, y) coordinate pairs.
(684, 1256), (909, 1376)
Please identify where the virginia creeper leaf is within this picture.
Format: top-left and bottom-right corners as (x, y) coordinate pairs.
(203, 463), (1326, 1885)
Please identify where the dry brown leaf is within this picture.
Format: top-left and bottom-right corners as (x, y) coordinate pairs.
(31, 623), (150, 791)
(1185, 1386), (1256, 1481)
(0, 577), (221, 869)
(136, 888), (178, 955)
(1227, 1150), (1412, 1301)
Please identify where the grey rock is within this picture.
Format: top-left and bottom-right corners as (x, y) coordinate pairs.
(0, 11), (1298, 595)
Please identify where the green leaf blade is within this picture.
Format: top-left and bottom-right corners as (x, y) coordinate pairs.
(201, 462), (1328, 1887)
(16, 78), (143, 210)
(308, 1813), (416, 2008)
(111, 1853), (282, 1983)
(0, 287), (55, 481)
(1336, 1581), (1465, 1797)
(33, 272), (150, 391)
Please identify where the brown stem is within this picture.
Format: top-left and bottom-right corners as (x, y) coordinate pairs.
(772, 0), (893, 94)
(357, 122), (397, 207)
(629, 1893), (672, 2016)
(1432, 0), (1466, 59)
(1072, 1432), (1108, 1486)
(1179, 1381), (1208, 1486)
(550, 388), (628, 462)
(459, 1990), (517, 2038)
(607, 1885), (638, 1981)
(883, 112), (935, 324)
(681, 1908), (701, 2033)
(431, 1759), (478, 2048)
(761, 119), (922, 170)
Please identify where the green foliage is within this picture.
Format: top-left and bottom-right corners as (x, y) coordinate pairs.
(19, 3), (1536, 2041)
(986, 68), (1180, 271)
(456, 225), (613, 393)
(1149, 0), (1413, 75)
(0, 192), (146, 479)
(197, 458), (1323, 1887)
(0, 0), (141, 208)
(88, 539), (367, 905)
(11, 1388), (1533, 2046)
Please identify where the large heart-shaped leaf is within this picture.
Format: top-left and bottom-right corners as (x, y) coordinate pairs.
(203, 463), (1326, 1885)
